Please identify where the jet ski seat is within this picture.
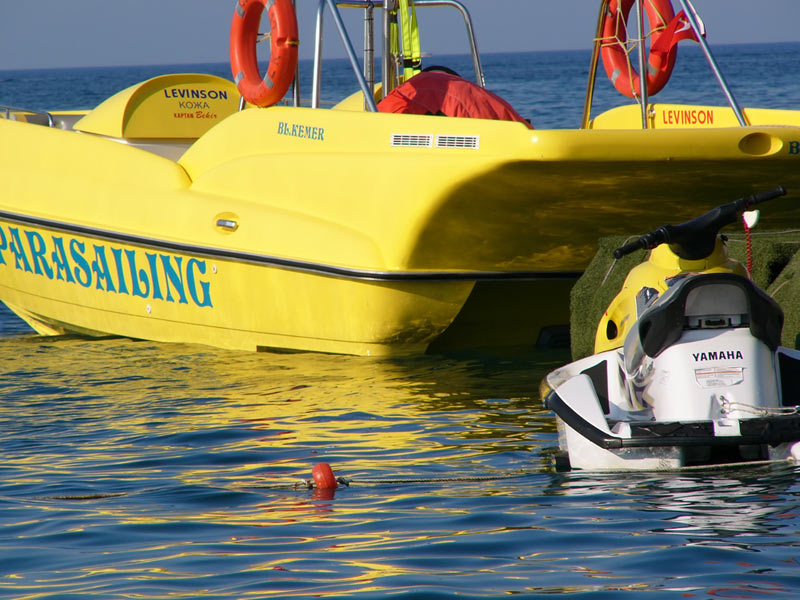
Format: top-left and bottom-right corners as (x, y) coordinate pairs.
(623, 273), (784, 375)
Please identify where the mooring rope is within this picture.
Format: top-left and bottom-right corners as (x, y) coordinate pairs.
(720, 396), (800, 417)
(242, 471), (529, 492)
(313, 474), (524, 487)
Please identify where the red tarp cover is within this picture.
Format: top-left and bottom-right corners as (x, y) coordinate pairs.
(377, 71), (532, 128)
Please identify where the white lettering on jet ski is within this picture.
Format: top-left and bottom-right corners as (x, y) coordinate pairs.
(692, 350), (744, 361)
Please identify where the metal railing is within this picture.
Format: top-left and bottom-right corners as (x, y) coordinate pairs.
(582, 0), (748, 129)
(311, 0), (484, 111)
(1, 104), (55, 127)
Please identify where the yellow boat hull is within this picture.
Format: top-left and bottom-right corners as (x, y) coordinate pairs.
(0, 221), (470, 355)
(2, 74), (800, 355)
(0, 209), (576, 355)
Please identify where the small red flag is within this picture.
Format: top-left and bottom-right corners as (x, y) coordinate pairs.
(649, 10), (702, 70)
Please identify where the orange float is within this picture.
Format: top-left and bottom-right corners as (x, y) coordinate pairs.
(312, 463), (338, 490)
(230, 0), (299, 107)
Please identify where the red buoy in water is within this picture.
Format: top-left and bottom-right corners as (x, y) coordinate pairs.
(312, 463), (338, 489)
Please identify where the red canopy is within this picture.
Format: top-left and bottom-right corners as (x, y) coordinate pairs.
(377, 71), (532, 129)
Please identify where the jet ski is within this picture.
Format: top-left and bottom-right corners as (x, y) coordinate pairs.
(542, 186), (800, 471)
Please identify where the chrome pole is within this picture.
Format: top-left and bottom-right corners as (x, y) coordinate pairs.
(675, 0), (748, 126)
(415, 0), (484, 86)
(325, 0), (379, 111)
(292, 0), (301, 106)
(312, 0), (325, 109)
(582, 0), (610, 129)
(364, 2), (375, 109)
(635, 0), (649, 128)
(382, 0), (396, 97)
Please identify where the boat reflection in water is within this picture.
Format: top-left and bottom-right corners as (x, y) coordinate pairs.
(3, 316), (800, 596)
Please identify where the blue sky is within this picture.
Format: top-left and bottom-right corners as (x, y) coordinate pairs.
(1, 1), (799, 70)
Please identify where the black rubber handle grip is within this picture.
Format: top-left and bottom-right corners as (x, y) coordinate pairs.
(612, 186), (788, 260)
(613, 239), (645, 259)
(613, 229), (667, 259)
(741, 185), (787, 210)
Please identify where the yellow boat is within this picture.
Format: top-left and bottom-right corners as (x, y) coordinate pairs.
(1, 0), (799, 356)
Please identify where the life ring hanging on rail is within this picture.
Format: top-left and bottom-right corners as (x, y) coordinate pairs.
(600, 0), (677, 98)
(230, 0), (299, 107)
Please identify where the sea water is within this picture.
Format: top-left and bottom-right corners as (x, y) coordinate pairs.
(3, 42), (800, 127)
(1, 43), (800, 598)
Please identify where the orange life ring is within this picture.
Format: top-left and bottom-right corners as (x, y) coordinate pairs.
(600, 0), (677, 98)
(230, 0), (299, 107)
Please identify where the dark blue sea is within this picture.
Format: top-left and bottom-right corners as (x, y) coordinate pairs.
(2, 42), (800, 598)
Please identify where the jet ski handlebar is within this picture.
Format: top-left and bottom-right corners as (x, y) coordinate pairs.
(613, 186), (788, 260)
